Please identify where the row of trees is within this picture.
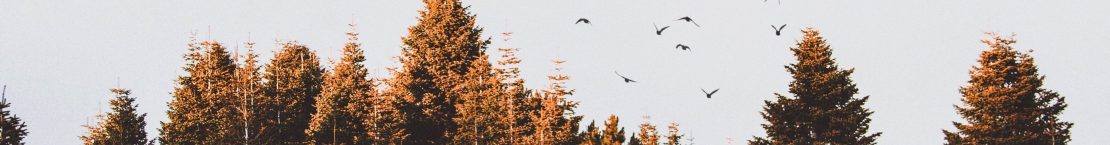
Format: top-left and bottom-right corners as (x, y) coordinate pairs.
(0, 0), (1072, 144)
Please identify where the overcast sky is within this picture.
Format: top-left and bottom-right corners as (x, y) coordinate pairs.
(2, 0), (1109, 144)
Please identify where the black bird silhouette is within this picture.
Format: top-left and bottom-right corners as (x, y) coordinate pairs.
(771, 24), (787, 36)
(764, 0), (782, 5)
(654, 23), (671, 35)
(674, 16), (700, 27)
(576, 18), (591, 25)
(614, 71), (637, 83)
(701, 88), (720, 98)
(675, 44), (691, 51)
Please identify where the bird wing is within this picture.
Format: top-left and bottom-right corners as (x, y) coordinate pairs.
(701, 88), (709, 94)
(660, 26), (670, 32)
(711, 89), (720, 95)
(779, 24), (787, 30)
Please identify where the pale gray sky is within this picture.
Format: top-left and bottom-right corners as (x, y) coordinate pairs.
(2, 0), (1108, 144)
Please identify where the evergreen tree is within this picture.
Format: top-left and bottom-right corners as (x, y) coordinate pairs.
(524, 58), (583, 145)
(382, 0), (490, 144)
(664, 122), (682, 145)
(306, 23), (374, 145)
(263, 41), (324, 144)
(363, 81), (407, 144)
(495, 34), (535, 145)
(236, 39), (273, 145)
(160, 38), (244, 145)
(750, 28), (881, 145)
(451, 45), (511, 144)
(0, 86), (28, 145)
(942, 32), (1072, 145)
(81, 88), (150, 145)
(636, 117), (660, 145)
(629, 133), (642, 145)
(579, 121), (602, 145)
(600, 114), (626, 145)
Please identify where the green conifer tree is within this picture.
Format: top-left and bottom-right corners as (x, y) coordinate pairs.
(942, 32), (1072, 145)
(81, 88), (150, 145)
(750, 28), (881, 145)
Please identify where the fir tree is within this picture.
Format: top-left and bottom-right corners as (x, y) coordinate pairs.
(664, 121), (682, 145)
(0, 86), (28, 145)
(382, 0), (490, 144)
(750, 28), (881, 145)
(451, 45), (511, 144)
(236, 39), (272, 145)
(306, 23), (374, 145)
(262, 41), (324, 144)
(495, 34), (535, 144)
(160, 38), (244, 145)
(81, 88), (150, 145)
(629, 133), (642, 145)
(600, 114), (626, 145)
(636, 117), (660, 145)
(942, 32), (1072, 145)
(579, 121), (602, 145)
(525, 58), (583, 145)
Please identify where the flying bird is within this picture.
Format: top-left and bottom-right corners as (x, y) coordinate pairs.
(654, 23), (671, 35)
(771, 24), (787, 36)
(614, 71), (637, 83)
(575, 18), (592, 25)
(675, 44), (691, 51)
(674, 16), (700, 27)
(701, 88), (720, 98)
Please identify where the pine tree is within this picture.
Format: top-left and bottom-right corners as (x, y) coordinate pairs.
(236, 39), (272, 145)
(306, 23), (374, 145)
(262, 41), (324, 144)
(0, 86), (28, 145)
(363, 80), (407, 144)
(382, 0), (490, 144)
(664, 121), (682, 145)
(600, 114), (626, 145)
(81, 88), (150, 145)
(451, 44), (512, 144)
(942, 32), (1072, 145)
(579, 121), (602, 145)
(495, 34), (535, 144)
(636, 117), (660, 145)
(160, 38), (244, 145)
(524, 58), (583, 145)
(750, 28), (881, 145)
(629, 133), (642, 145)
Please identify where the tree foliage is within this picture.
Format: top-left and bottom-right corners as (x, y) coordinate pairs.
(942, 32), (1072, 145)
(160, 38), (244, 145)
(262, 41), (325, 144)
(750, 28), (880, 145)
(81, 88), (150, 145)
(306, 23), (374, 145)
(0, 90), (28, 145)
(382, 0), (492, 144)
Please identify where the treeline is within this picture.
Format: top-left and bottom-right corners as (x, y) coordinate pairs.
(0, 0), (1074, 145)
